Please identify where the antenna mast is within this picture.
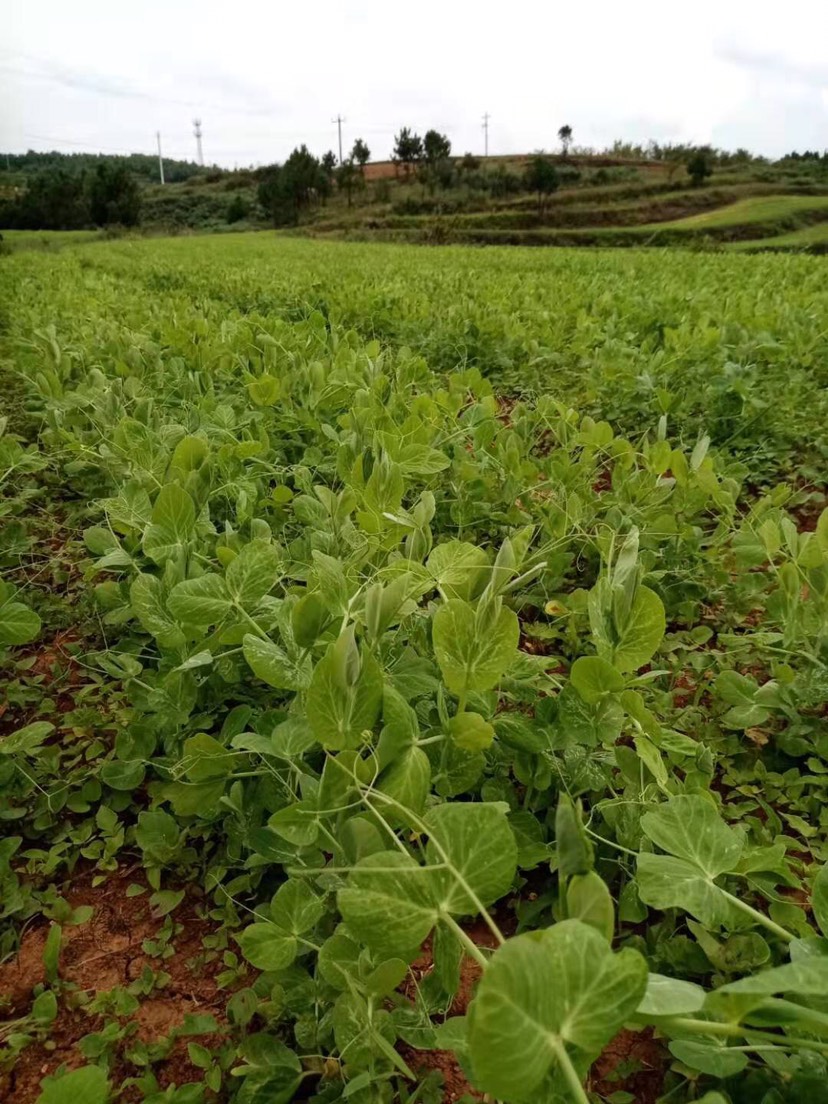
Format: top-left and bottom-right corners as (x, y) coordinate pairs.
(193, 118), (204, 166)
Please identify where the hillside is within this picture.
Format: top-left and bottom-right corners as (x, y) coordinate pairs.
(4, 149), (828, 252)
(139, 153), (828, 252)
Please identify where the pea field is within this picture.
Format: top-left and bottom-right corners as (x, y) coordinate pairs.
(2, 233), (828, 1104)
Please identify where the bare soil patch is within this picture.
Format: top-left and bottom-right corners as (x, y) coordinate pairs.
(0, 867), (230, 1102)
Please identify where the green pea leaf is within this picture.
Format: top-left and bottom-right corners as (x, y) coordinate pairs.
(556, 795), (594, 878)
(135, 809), (180, 864)
(0, 596), (41, 646)
(636, 973), (707, 1017)
(168, 574), (232, 628)
(243, 634), (312, 691)
(306, 636), (382, 750)
(636, 797), (746, 928)
(589, 581), (665, 672)
(129, 573), (185, 647)
(237, 922), (297, 971)
(225, 541), (281, 608)
(714, 670), (771, 729)
(376, 746), (431, 822)
(36, 1066), (110, 1104)
(427, 541), (490, 601)
(32, 989), (58, 1024)
(610, 586), (665, 672)
(566, 871), (614, 942)
(467, 920), (648, 1102)
(717, 957), (828, 996)
(432, 598), (519, 695)
(248, 373), (281, 406)
(423, 802), (517, 914)
(0, 721), (54, 757)
(338, 851), (442, 957)
(448, 711), (495, 751)
(269, 880), (324, 936)
(668, 1040), (748, 1077)
(181, 731), (237, 782)
(570, 656), (625, 704)
(813, 863), (828, 937)
(142, 484), (196, 563)
(641, 795), (744, 876)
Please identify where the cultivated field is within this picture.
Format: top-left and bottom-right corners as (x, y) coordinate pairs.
(1, 234), (828, 1104)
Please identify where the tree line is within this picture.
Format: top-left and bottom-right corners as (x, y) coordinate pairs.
(257, 137), (373, 225)
(0, 163), (142, 230)
(3, 129), (825, 231)
(2, 150), (205, 183)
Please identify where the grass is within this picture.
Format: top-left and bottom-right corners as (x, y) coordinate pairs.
(0, 228), (104, 253)
(730, 221), (828, 251)
(641, 194), (828, 230)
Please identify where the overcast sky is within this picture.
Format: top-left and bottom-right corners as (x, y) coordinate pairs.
(3, 0), (828, 167)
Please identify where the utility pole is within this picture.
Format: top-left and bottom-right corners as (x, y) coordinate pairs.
(482, 112), (490, 158)
(332, 114), (345, 164)
(156, 131), (165, 184)
(193, 118), (204, 166)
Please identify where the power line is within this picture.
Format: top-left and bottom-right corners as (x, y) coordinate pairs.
(482, 112), (490, 158)
(193, 118), (203, 166)
(156, 131), (165, 184)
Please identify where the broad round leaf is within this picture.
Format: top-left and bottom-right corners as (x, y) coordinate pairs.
(424, 802), (517, 914)
(448, 712), (495, 752)
(637, 973), (707, 1017)
(243, 634), (311, 691)
(432, 599), (519, 695)
(641, 796), (744, 877)
(168, 574), (231, 628)
(338, 851), (441, 956)
(307, 642), (382, 750)
(36, 1065), (110, 1104)
(237, 922), (297, 971)
(142, 484), (196, 563)
(467, 921), (648, 1102)
(0, 599), (41, 646)
(226, 541), (281, 608)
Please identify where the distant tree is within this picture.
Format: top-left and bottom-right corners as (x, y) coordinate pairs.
(0, 149), (205, 184)
(88, 163), (141, 226)
(392, 128), (423, 177)
(558, 125), (573, 156)
(2, 167), (89, 229)
(336, 159), (360, 207)
(351, 138), (370, 173)
(687, 150), (713, 187)
(257, 166), (289, 225)
(423, 130), (451, 164)
(460, 152), (481, 174)
(258, 145), (329, 225)
(524, 154), (560, 214)
(226, 194), (249, 223)
(487, 166), (523, 197)
(322, 151), (337, 178)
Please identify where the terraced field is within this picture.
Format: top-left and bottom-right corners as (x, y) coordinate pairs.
(343, 192), (828, 249)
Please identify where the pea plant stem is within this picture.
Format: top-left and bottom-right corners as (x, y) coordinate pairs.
(442, 914), (489, 971)
(551, 1039), (591, 1104)
(667, 1017), (828, 1054)
(720, 888), (794, 943)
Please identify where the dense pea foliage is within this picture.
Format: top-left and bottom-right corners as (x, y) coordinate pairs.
(2, 236), (828, 1104)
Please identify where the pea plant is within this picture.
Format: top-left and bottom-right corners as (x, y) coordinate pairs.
(2, 238), (828, 1104)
